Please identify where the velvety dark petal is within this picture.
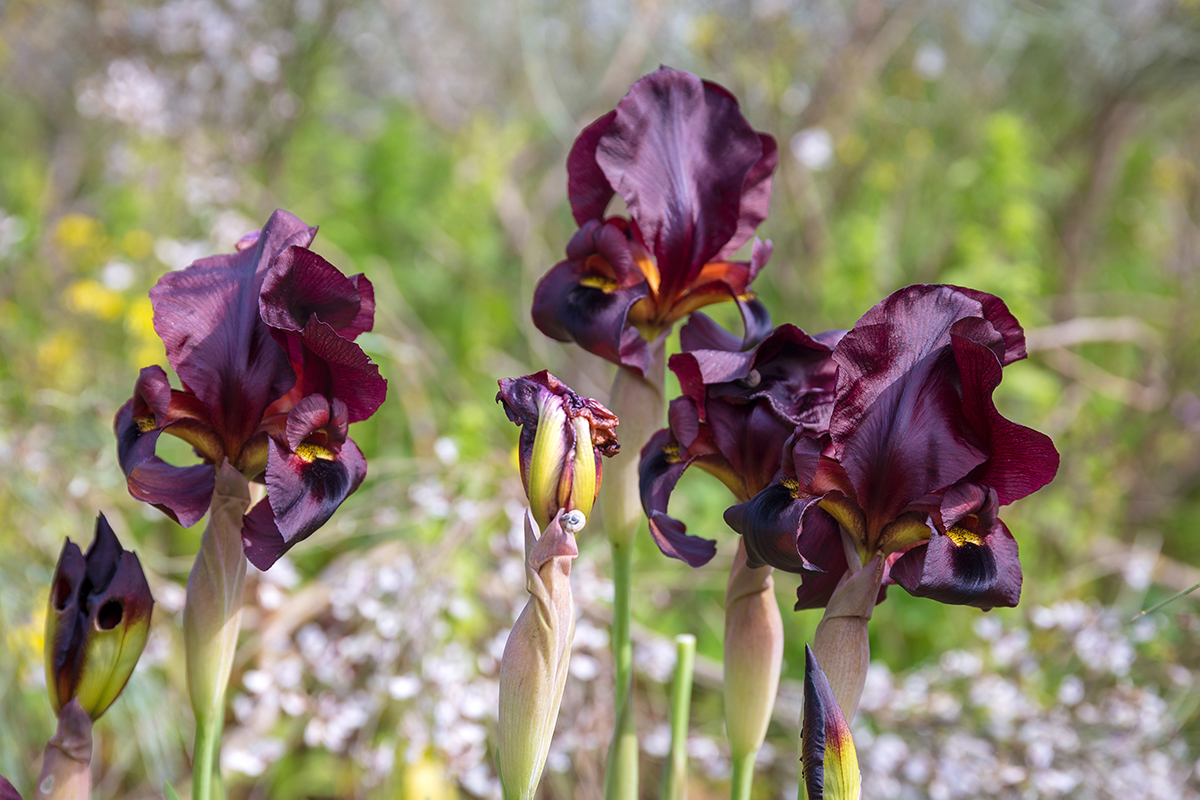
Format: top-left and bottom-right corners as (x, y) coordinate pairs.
(595, 68), (765, 299)
(639, 428), (719, 566)
(706, 401), (792, 496)
(567, 111), (617, 225)
(115, 404), (215, 527)
(725, 482), (816, 574)
(264, 435), (367, 553)
(531, 254), (654, 373)
(736, 293), (773, 352)
(666, 395), (701, 450)
(46, 538), (87, 713)
(951, 285), (1027, 365)
(278, 317), (387, 423)
(671, 348), (757, 418)
(260, 246), (374, 339)
(793, 505), (851, 610)
(708, 324), (841, 434)
(241, 499), (289, 571)
(831, 292), (989, 535)
(132, 365), (172, 425)
(952, 327), (1060, 506)
(150, 210), (313, 458)
(720, 135), (778, 260)
(679, 312), (745, 353)
(891, 519), (1022, 609)
(285, 394), (348, 452)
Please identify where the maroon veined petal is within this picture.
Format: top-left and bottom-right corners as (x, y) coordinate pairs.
(241, 499), (288, 571)
(115, 403), (215, 528)
(792, 505), (852, 610)
(277, 317), (387, 423)
(720, 135), (778, 260)
(150, 210), (313, 459)
(262, 435), (367, 556)
(567, 111), (617, 225)
(259, 246), (375, 340)
(736, 293), (774, 352)
(705, 402), (793, 497)
(679, 312), (745, 353)
(531, 253), (655, 374)
(708, 324), (841, 434)
(670, 348), (758, 417)
(951, 326), (1060, 506)
(890, 519), (1022, 610)
(830, 287), (994, 535)
(132, 365), (172, 425)
(725, 482), (817, 574)
(285, 394), (349, 452)
(951, 285), (1027, 365)
(639, 428), (720, 566)
(595, 68), (766, 301)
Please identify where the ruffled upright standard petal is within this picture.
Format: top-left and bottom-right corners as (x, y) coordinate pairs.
(150, 210), (314, 461)
(259, 245), (375, 340)
(536, 68), (777, 370)
(596, 68), (765, 297)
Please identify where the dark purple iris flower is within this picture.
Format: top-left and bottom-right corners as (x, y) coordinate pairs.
(639, 319), (843, 566)
(532, 67), (779, 376)
(114, 210), (387, 570)
(725, 285), (1059, 610)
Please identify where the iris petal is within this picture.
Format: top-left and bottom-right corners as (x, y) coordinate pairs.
(595, 68), (765, 300)
(260, 245), (375, 339)
(150, 209), (312, 459)
(639, 428), (719, 566)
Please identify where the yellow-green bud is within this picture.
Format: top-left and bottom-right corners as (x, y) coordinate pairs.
(497, 371), (619, 531)
(44, 514), (153, 721)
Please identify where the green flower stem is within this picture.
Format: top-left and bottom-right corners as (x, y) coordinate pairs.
(183, 463), (251, 800)
(191, 718), (221, 800)
(604, 536), (638, 800)
(730, 751), (756, 800)
(661, 634), (696, 800)
(601, 344), (666, 800)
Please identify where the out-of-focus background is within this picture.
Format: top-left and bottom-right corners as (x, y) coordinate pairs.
(2, 0), (1199, 797)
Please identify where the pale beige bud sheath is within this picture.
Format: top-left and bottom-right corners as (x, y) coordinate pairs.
(811, 553), (885, 722)
(183, 462), (251, 735)
(724, 539), (783, 759)
(34, 700), (92, 800)
(498, 509), (578, 800)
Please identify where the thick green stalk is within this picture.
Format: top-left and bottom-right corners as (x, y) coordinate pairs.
(660, 634), (696, 800)
(601, 344), (666, 800)
(183, 463), (250, 800)
(729, 752), (755, 800)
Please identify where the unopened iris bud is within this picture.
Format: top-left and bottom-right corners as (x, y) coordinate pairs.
(801, 644), (861, 800)
(498, 510), (578, 800)
(724, 542), (783, 761)
(44, 514), (153, 721)
(497, 371), (620, 530)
